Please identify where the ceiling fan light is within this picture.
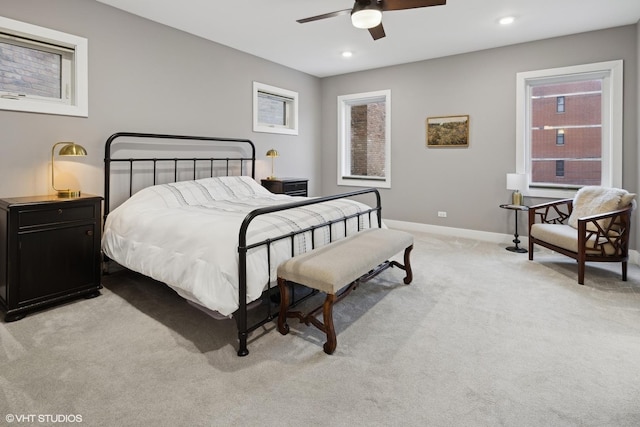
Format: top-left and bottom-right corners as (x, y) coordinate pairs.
(499, 16), (515, 25)
(351, 4), (382, 29)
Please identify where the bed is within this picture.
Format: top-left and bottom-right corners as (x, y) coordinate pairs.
(101, 132), (382, 356)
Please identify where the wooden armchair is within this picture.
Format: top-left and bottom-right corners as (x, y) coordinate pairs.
(528, 186), (635, 285)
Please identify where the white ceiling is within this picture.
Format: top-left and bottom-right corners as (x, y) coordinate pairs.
(96, 0), (640, 78)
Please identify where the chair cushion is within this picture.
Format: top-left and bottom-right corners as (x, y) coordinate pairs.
(568, 186), (635, 230)
(531, 223), (619, 255)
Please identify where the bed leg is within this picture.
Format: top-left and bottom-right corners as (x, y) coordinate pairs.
(235, 300), (249, 357)
(237, 334), (249, 357)
(236, 254), (250, 357)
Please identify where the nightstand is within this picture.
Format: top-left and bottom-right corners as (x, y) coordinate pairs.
(0, 194), (102, 321)
(261, 178), (308, 197)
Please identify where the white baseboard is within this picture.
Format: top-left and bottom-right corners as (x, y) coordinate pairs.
(384, 218), (640, 266)
(384, 219), (525, 245)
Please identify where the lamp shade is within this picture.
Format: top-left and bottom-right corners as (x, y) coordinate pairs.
(506, 173), (526, 191)
(58, 143), (87, 156)
(351, 3), (382, 29)
(266, 149), (279, 158)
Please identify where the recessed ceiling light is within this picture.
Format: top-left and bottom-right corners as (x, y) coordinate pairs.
(499, 16), (515, 25)
(342, 51), (353, 58)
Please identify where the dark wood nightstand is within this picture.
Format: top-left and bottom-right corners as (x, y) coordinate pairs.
(0, 194), (102, 321)
(261, 178), (308, 197)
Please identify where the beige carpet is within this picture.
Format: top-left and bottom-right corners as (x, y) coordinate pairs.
(1, 229), (640, 426)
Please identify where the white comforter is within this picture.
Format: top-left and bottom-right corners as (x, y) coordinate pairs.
(102, 176), (374, 316)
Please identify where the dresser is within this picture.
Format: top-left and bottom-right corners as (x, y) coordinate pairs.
(261, 178), (308, 197)
(0, 194), (102, 321)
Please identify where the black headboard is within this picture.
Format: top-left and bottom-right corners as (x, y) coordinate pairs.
(103, 132), (256, 220)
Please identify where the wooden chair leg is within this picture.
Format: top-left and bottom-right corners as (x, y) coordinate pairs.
(622, 261), (628, 281)
(403, 245), (413, 284)
(277, 277), (290, 335)
(322, 293), (337, 355)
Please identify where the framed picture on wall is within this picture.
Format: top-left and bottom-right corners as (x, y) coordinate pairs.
(426, 115), (469, 147)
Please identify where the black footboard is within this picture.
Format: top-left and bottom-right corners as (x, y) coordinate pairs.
(235, 188), (382, 356)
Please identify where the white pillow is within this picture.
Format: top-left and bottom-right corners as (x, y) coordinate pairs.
(124, 176), (268, 209)
(568, 186), (635, 230)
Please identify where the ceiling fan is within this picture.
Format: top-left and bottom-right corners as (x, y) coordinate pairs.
(297, 0), (447, 40)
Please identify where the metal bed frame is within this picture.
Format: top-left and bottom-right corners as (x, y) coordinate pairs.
(103, 132), (382, 356)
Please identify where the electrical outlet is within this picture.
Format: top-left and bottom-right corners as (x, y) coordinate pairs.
(438, 211), (447, 218)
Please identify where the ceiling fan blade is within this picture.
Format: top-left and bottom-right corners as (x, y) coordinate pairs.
(368, 23), (386, 40)
(297, 9), (352, 24)
(381, 0), (446, 12)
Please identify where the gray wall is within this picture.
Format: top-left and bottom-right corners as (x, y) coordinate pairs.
(0, 0), (322, 198)
(320, 25), (639, 248)
(1, 2), (638, 250)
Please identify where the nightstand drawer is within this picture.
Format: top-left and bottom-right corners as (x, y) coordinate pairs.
(285, 190), (307, 196)
(283, 181), (307, 194)
(261, 178), (308, 197)
(19, 204), (96, 228)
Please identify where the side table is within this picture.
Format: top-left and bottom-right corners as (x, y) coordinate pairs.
(499, 204), (529, 253)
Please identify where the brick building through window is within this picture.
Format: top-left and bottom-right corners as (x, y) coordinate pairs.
(530, 80), (602, 186)
(0, 42), (61, 98)
(338, 89), (391, 188)
(350, 102), (386, 178)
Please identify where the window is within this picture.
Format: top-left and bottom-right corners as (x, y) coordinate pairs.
(337, 90), (391, 188)
(0, 16), (88, 117)
(253, 82), (298, 135)
(556, 96), (565, 113)
(515, 60), (623, 198)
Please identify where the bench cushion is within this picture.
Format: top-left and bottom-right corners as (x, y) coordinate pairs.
(277, 228), (413, 294)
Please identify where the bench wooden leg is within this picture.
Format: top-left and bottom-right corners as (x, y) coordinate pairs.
(322, 293), (337, 355)
(403, 244), (413, 284)
(389, 244), (414, 284)
(277, 282), (338, 354)
(277, 277), (290, 335)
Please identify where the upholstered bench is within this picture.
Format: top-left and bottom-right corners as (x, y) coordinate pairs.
(276, 228), (414, 354)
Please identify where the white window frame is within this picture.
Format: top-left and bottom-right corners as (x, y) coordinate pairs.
(337, 89), (391, 189)
(0, 16), (88, 117)
(515, 60), (623, 199)
(252, 81), (298, 135)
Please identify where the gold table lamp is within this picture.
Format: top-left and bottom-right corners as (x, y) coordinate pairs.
(266, 149), (279, 180)
(51, 142), (87, 198)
